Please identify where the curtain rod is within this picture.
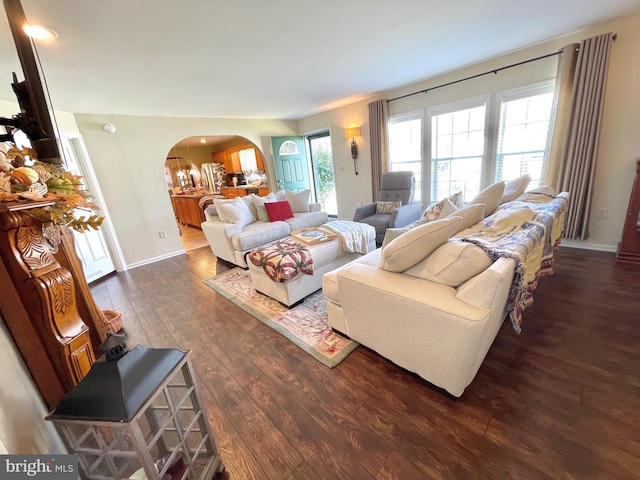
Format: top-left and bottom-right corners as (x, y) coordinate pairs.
(387, 50), (563, 103)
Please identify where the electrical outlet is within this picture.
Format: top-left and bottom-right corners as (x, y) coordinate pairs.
(356, 202), (363, 208)
(596, 209), (608, 219)
(158, 231), (167, 239)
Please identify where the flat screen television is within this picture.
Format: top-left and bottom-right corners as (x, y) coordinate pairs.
(1, 0), (61, 164)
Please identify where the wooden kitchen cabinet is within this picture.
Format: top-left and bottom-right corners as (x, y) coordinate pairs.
(211, 144), (264, 173)
(172, 196), (205, 228)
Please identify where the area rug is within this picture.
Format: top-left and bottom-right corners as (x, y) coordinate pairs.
(203, 268), (358, 367)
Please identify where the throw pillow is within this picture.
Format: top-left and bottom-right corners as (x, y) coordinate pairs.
(467, 182), (505, 216)
(515, 185), (557, 203)
(240, 194), (259, 221)
(379, 216), (463, 273)
(403, 240), (492, 287)
(421, 197), (459, 221)
(252, 193), (277, 221)
(500, 174), (531, 204)
(275, 189), (286, 201)
(212, 198), (236, 223)
(264, 200), (294, 222)
(376, 200), (402, 214)
(285, 189), (311, 213)
(380, 217), (431, 249)
(445, 203), (485, 235)
(216, 196), (255, 228)
(449, 191), (465, 209)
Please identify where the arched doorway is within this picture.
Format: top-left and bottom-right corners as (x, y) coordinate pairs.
(165, 135), (269, 251)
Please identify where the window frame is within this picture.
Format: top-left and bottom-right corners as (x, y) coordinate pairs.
(388, 109), (424, 203)
(491, 80), (555, 187)
(426, 94), (491, 204)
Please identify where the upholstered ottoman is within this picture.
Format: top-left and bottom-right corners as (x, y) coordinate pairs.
(247, 233), (374, 307)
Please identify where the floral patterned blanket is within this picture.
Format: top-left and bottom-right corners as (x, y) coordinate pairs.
(247, 239), (313, 282)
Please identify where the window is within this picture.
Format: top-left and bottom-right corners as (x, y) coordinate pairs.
(495, 83), (554, 189)
(389, 111), (422, 203)
(428, 96), (489, 203)
(396, 82), (556, 206)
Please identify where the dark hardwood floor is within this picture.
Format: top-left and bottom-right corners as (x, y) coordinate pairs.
(89, 246), (640, 479)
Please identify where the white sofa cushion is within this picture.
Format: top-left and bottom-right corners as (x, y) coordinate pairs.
(445, 203), (485, 234)
(284, 210), (329, 231)
(379, 216), (462, 272)
(380, 217), (431, 249)
(217, 196), (255, 227)
(467, 181), (505, 216)
(212, 198), (235, 223)
(500, 174), (531, 204)
(231, 220), (291, 251)
(285, 189), (311, 212)
(404, 240), (492, 287)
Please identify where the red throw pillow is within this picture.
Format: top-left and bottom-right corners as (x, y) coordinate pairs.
(264, 200), (294, 221)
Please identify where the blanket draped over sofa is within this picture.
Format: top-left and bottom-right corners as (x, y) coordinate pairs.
(461, 195), (567, 333)
(319, 220), (376, 254)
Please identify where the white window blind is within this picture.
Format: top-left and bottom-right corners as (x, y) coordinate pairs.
(495, 83), (554, 188)
(428, 96), (488, 203)
(389, 111), (423, 202)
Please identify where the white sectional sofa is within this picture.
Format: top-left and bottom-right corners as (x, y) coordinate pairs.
(201, 190), (328, 267)
(323, 179), (568, 397)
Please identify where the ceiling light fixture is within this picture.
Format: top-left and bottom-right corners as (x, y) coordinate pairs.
(23, 24), (58, 40)
(200, 138), (206, 144)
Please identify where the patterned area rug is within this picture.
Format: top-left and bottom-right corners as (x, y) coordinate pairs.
(203, 268), (358, 367)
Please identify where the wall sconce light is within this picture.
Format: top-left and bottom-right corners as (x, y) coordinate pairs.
(345, 126), (361, 175)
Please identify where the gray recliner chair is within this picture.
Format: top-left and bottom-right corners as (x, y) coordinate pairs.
(353, 171), (422, 245)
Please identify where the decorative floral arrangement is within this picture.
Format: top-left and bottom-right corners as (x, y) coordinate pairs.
(0, 145), (104, 232)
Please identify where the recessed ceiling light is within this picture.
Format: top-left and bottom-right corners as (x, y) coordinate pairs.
(23, 24), (59, 40)
(200, 138), (206, 144)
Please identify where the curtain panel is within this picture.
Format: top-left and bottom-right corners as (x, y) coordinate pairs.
(545, 32), (616, 240)
(367, 99), (389, 201)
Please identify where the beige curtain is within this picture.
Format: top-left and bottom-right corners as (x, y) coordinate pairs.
(367, 99), (389, 201)
(543, 43), (579, 188)
(546, 32), (615, 239)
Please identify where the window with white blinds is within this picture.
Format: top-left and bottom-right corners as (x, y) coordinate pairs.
(495, 83), (554, 189)
(389, 111), (423, 203)
(428, 95), (489, 203)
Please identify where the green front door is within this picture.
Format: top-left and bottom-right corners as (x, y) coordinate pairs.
(271, 136), (310, 192)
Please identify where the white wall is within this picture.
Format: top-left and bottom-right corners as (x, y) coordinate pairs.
(297, 11), (640, 251)
(0, 316), (66, 454)
(73, 115), (297, 267)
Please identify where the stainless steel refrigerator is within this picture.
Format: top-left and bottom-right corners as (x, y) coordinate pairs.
(200, 162), (226, 194)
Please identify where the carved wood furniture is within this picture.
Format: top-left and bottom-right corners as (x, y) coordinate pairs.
(0, 200), (106, 409)
(616, 159), (640, 264)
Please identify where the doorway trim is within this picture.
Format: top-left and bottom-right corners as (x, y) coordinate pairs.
(61, 132), (126, 272)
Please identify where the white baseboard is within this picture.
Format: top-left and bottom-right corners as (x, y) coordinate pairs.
(560, 239), (617, 252)
(124, 250), (185, 270)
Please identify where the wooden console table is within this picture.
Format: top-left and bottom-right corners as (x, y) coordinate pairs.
(616, 159), (640, 264)
(0, 200), (107, 409)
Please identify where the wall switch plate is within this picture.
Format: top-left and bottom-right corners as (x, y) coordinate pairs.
(158, 231), (167, 239)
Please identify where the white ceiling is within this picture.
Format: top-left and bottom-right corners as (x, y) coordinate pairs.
(1, 0), (640, 120)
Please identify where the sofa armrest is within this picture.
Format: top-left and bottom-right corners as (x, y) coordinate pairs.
(353, 202), (377, 222)
(201, 220), (242, 265)
(388, 202), (422, 228)
(309, 202), (321, 212)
